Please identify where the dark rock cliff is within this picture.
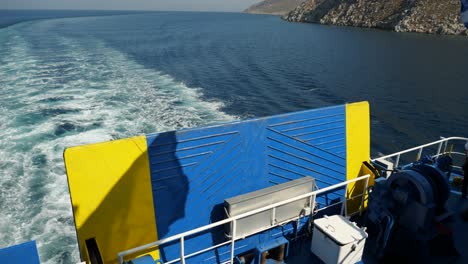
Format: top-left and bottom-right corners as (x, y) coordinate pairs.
(284, 0), (468, 35)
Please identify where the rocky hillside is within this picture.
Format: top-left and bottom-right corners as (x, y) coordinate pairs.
(244, 0), (306, 15)
(284, 0), (468, 35)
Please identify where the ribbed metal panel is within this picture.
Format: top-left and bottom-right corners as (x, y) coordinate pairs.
(146, 104), (347, 263)
(265, 106), (346, 208)
(270, 110), (346, 156)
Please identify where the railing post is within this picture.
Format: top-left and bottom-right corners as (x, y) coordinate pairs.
(436, 141), (443, 157)
(180, 237), (185, 264)
(230, 220), (236, 263)
(394, 154), (400, 169)
(309, 194), (315, 214)
(341, 183), (348, 216)
(360, 177), (369, 216)
(417, 148), (423, 161)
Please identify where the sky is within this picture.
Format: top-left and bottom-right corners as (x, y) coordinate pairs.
(0, 0), (263, 12)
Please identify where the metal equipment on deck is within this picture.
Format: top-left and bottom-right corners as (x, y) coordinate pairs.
(311, 215), (367, 264)
(367, 137), (468, 261)
(224, 177), (315, 238)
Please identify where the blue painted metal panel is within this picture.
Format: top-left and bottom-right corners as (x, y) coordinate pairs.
(146, 105), (347, 263)
(0, 241), (40, 264)
(270, 108), (346, 157)
(131, 255), (157, 264)
(265, 105), (346, 207)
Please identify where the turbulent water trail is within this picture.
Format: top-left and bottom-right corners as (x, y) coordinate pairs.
(0, 19), (234, 263)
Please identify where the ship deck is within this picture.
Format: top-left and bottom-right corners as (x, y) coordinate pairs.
(446, 194), (468, 264)
(286, 192), (468, 264)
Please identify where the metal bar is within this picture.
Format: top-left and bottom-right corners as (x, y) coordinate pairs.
(273, 118), (345, 131)
(271, 207), (276, 225)
(372, 137), (468, 162)
(184, 241), (232, 260)
(394, 154), (400, 169)
(310, 194), (316, 216)
(150, 131), (238, 147)
(348, 206), (367, 217)
(117, 175), (370, 261)
(151, 141), (225, 156)
(180, 237), (185, 264)
(267, 114), (343, 128)
(344, 184), (348, 216)
(346, 192), (366, 201)
(433, 151), (466, 159)
(316, 191), (367, 214)
(153, 162), (198, 173)
(316, 202), (340, 213)
(340, 183), (347, 216)
(436, 142), (443, 156)
(165, 259), (181, 264)
(230, 220), (236, 263)
(417, 148), (423, 160)
(309, 194), (314, 210)
(448, 152), (466, 156)
(360, 177), (369, 215)
(152, 151), (213, 165)
(292, 126), (345, 138)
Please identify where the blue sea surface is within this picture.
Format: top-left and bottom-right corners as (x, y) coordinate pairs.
(0, 9), (145, 28)
(0, 10), (467, 263)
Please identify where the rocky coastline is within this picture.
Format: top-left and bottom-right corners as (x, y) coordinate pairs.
(244, 0), (305, 16)
(283, 0), (468, 35)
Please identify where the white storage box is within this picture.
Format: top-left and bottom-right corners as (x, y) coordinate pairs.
(311, 215), (367, 264)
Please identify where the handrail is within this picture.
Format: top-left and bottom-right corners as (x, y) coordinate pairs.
(371, 137), (468, 168)
(117, 175), (370, 264)
(372, 136), (468, 162)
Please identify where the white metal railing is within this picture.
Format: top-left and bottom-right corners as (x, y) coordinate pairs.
(117, 175), (371, 264)
(372, 136), (468, 170)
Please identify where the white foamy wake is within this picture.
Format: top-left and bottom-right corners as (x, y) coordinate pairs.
(0, 19), (235, 263)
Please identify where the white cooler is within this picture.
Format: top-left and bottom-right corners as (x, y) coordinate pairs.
(311, 215), (367, 264)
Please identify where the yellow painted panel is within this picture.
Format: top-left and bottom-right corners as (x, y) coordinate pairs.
(345, 102), (372, 214)
(64, 136), (159, 263)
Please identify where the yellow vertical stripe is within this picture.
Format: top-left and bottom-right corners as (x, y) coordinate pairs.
(64, 136), (159, 263)
(345, 101), (371, 213)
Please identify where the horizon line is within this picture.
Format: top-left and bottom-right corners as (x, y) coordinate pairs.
(0, 8), (247, 13)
